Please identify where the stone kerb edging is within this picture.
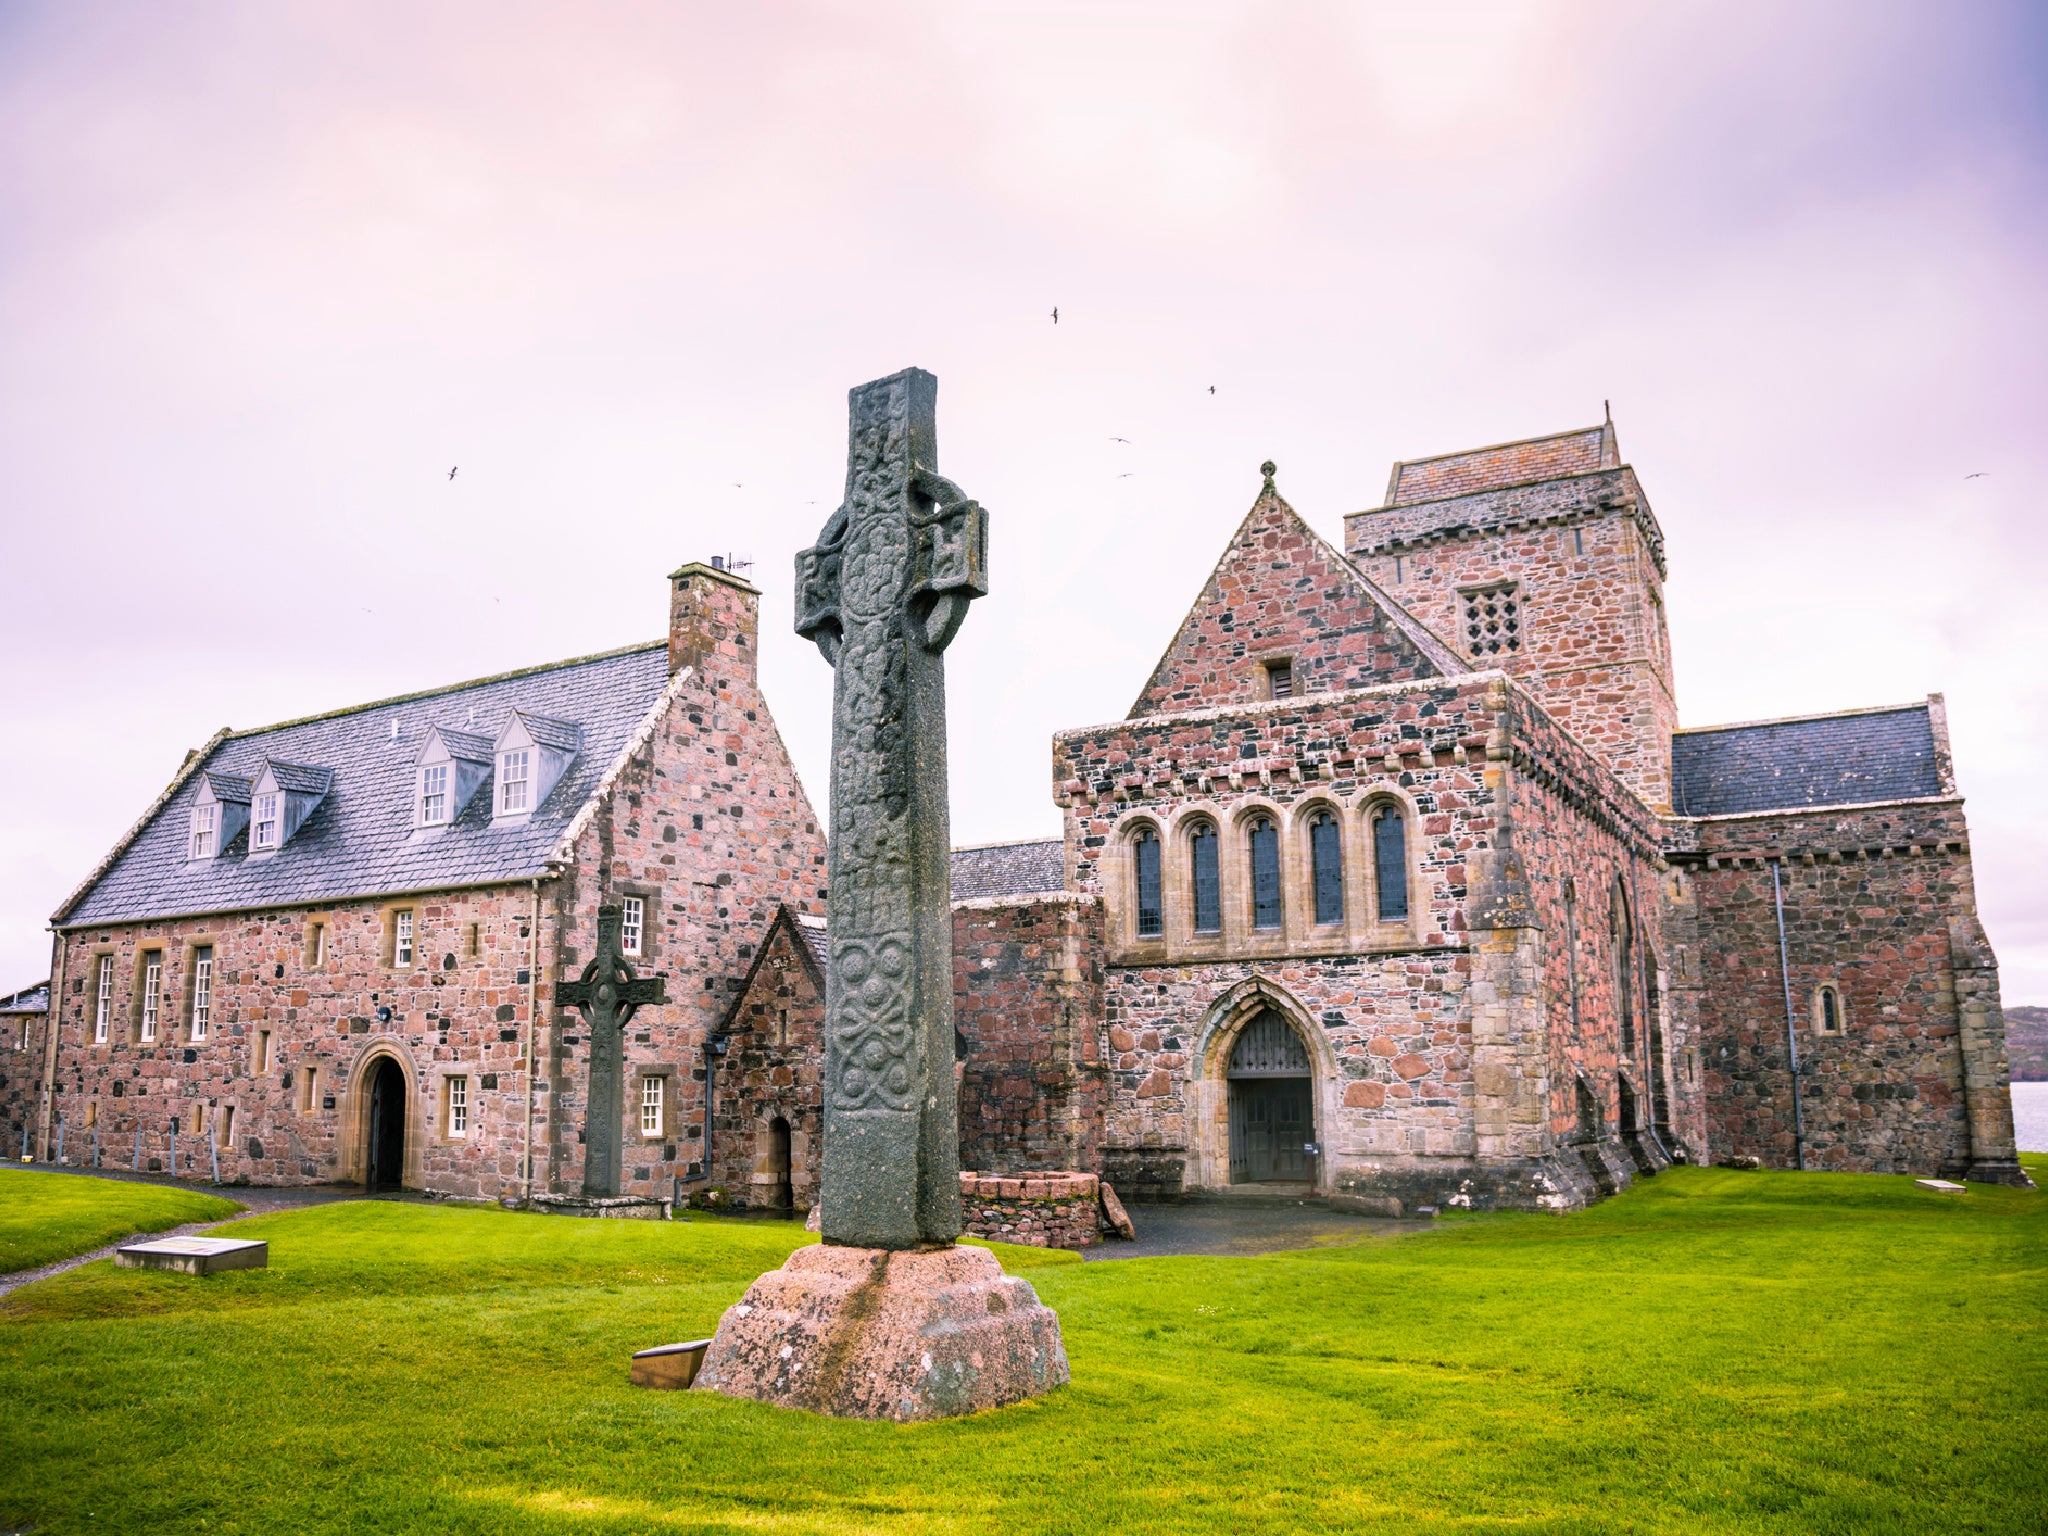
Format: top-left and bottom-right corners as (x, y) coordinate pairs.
(958, 1170), (1102, 1249)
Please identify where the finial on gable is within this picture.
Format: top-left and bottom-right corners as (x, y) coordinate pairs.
(1260, 459), (1277, 493)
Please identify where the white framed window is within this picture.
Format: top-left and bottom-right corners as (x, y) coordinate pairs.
(419, 764), (449, 826)
(141, 953), (162, 1043)
(93, 955), (113, 1044)
(620, 896), (644, 958)
(447, 1075), (469, 1138)
(191, 947), (213, 1041)
(253, 793), (279, 850)
(394, 910), (414, 967)
(192, 802), (216, 858)
(640, 1075), (663, 1137)
(498, 750), (531, 814)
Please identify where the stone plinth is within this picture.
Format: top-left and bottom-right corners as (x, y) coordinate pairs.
(959, 1170), (1101, 1250)
(528, 1193), (669, 1220)
(114, 1236), (267, 1275)
(693, 1242), (1066, 1421)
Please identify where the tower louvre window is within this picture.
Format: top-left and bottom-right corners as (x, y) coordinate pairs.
(1133, 828), (1162, 937)
(1462, 582), (1521, 657)
(1263, 659), (1295, 699)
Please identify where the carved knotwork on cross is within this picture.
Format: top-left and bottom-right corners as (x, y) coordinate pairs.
(793, 367), (987, 1250)
(558, 903), (668, 1199)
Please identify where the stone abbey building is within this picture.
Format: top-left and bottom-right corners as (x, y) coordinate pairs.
(17, 417), (2025, 1211)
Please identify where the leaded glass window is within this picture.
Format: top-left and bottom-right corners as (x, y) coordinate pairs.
(1249, 817), (1281, 930)
(1191, 825), (1221, 934)
(1133, 828), (1162, 938)
(1310, 811), (1343, 924)
(1373, 807), (1408, 922)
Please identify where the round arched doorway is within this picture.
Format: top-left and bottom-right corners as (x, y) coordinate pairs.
(1226, 1010), (1317, 1184)
(365, 1056), (407, 1191)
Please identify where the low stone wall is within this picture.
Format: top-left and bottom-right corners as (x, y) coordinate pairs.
(959, 1170), (1100, 1249)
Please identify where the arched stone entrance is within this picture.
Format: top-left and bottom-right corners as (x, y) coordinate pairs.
(1185, 977), (1337, 1195)
(1226, 1011), (1317, 1184)
(341, 1042), (419, 1192)
(366, 1056), (407, 1191)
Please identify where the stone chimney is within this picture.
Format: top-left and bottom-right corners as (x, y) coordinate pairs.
(668, 560), (760, 684)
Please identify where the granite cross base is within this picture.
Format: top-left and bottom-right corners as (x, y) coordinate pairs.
(692, 1243), (1067, 1421)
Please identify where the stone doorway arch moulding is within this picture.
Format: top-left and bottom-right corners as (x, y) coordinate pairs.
(1185, 974), (1341, 1195)
(338, 1037), (422, 1191)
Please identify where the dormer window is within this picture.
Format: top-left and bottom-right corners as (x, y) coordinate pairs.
(489, 711), (579, 826)
(420, 765), (449, 826)
(244, 761), (331, 856)
(412, 725), (493, 832)
(253, 793), (280, 850)
(189, 772), (250, 861)
(499, 750), (531, 815)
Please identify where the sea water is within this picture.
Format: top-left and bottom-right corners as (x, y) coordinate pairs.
(2009, 1081), (2048, 1153)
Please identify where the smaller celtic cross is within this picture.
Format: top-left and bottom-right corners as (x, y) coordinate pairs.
(558, 903), (668, 1199)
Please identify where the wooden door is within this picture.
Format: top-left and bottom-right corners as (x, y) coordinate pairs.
(1230, 1079), (1316, 1182)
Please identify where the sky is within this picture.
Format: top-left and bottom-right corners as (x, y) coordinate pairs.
(1, 2), (2044, 1000)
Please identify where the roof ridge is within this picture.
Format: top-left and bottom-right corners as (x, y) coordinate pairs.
(224, 639), (665, 740)
(951, 836), (1062, 852)
(1674, 700), (1930, 736)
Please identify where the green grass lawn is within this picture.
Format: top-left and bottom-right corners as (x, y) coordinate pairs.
(1, 1161), (2042, 1535)
(0, 1167), (241, 1272)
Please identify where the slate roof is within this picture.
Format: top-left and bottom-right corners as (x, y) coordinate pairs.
(0, 982), (48, 1015)
(950, 840), (1066, 901)
(1672, 704), (1943, 818)
(60, 642), (672, 928)
(794, 915), (829, 970)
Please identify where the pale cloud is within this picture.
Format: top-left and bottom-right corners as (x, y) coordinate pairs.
(1, 1), (2042, 998)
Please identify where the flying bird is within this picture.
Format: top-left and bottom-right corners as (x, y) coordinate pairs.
(448, 466), (458, 480)
(1051, 306), (1059, 324)
(1118, 472), (1135, 478)
(1965, 472), (1988, 479)
(1208, 385), (1216, 395)
(1110, 436), (1131, 444)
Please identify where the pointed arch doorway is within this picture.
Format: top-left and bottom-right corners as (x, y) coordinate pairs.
(1227, 1010), (1317, 1183)
(366, 1056), (407, 1191)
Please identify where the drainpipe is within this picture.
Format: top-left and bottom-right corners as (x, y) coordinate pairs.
(1771, 861), (1806, 1171)
(36, 930), (68, 1161)
(523, 878), (541, 1205)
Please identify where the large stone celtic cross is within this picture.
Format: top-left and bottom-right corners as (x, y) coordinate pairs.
(558, 903), (668, 1199)
(796, 367), (989, 1249)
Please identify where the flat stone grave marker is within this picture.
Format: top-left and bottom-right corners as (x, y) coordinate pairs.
(1914, 1178), (1967, 1193)
(114, 1235), (267, 1275)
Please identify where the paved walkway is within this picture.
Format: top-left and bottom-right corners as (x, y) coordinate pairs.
(1085, 1199), (1430, 1260)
